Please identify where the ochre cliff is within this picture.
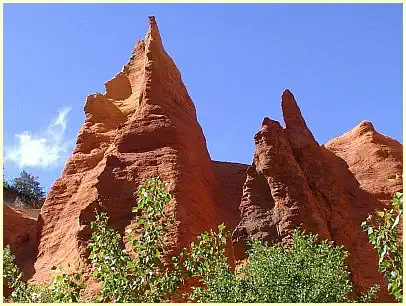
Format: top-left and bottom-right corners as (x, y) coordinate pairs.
(4, 205), (37, 280)
(325, 120), (403, 259)
(33, 16), (225, 283)
(325, 120), (403, 204)
(3, 16), (401, 302)
(232, 90), (401, 301)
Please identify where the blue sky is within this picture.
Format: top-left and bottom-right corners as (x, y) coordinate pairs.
(3, 4), (402, 192)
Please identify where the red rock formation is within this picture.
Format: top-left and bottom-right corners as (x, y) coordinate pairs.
(33, 16), (224, 283)
(325, 120), (403, 204)
(232, 90), (400, 301)
(232, 115), (331, 259)
(3, 205), (37, 280)
(16, 16), (400, 303)
(212, 161), (249, 231)
(325, 120), (403, 272)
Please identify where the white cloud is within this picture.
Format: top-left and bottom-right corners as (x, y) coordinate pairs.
(6, 107), (73, 168)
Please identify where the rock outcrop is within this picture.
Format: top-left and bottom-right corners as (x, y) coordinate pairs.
(325, 120), (403, 258)
(232, 114), (331, 260)
(325, 121), (403, 204)
(212, 161), (249, 231)
(33, 16), (224, 283)
(232, 90), (400, 301)
(4, 205), (37, 280)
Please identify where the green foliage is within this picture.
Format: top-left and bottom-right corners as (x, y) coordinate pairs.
(89, 178), (182, 302)
(357, 284), (380, 303)
(361, 192), (403, 302)
(49, 266), (85, 302)
(11, 170), (46, 207)
(179, 224), (233, 301)
(127, 178), (181, 301)
(3, 246), (35, 303)
(191, 229), (376, 303)
(180, 223), (230, 281)
(88, 211), (133, 302)
(3, 246), (84, 303)
(243, 231), (352, 302)
(88, 177), (233, 302)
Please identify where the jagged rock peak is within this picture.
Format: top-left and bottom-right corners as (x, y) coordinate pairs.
(261, 117), (281, 128)
(354, 120), (377, 135)
(281, 89), (303, 127)
(148, 15), (156, 23)
(121, 16), (164, 77)
(145, 16), (164, 49)
(281, 89), (314, 139)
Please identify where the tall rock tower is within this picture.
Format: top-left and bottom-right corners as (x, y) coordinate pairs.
(232, 90), (400, 301)
(34, 16), (223, 282)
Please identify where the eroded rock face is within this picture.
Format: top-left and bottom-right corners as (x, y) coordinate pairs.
(325, 119), (404, 279)
(213, 161), (249, 231)
(4, 205), (37, 280)
(33, 16), (224, 283)
(232, 90), (401, 301)
(232, 115), (331, 259)
(325, 121), (403, 204)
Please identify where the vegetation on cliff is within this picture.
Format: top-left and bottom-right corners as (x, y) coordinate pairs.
(362, 192), (403, 302)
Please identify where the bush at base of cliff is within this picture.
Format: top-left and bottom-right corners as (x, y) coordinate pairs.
(3, 247), (84, 303)
(88, 177), (229, 302)
(88, 178), (181, 302)
(87, 178), (378, 303)
(190, 229), (379, 303)
(361, 192), (403, 302)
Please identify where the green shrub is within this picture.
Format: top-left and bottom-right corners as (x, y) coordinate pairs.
(88, 177), (230, 302)
(361, 192), (403, 302)
(179, 223), (230, 282)
(190, 229), (378, 303)
(88, 178), (183, 302)
(3, 246), (35, 303)
(49, 266), (85, 302)
(3, 246), (84, 303)
(88, 211), (134, 302)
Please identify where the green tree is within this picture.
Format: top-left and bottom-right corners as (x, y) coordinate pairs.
(12, 170), (46, 208)
(361, 192), (403, 302)
(88, 177), (229, 302)
(190, 229), (378, 303)
(88, 178), (182, 302)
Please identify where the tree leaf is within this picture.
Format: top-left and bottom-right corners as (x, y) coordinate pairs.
(391, 215), (400, 229)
